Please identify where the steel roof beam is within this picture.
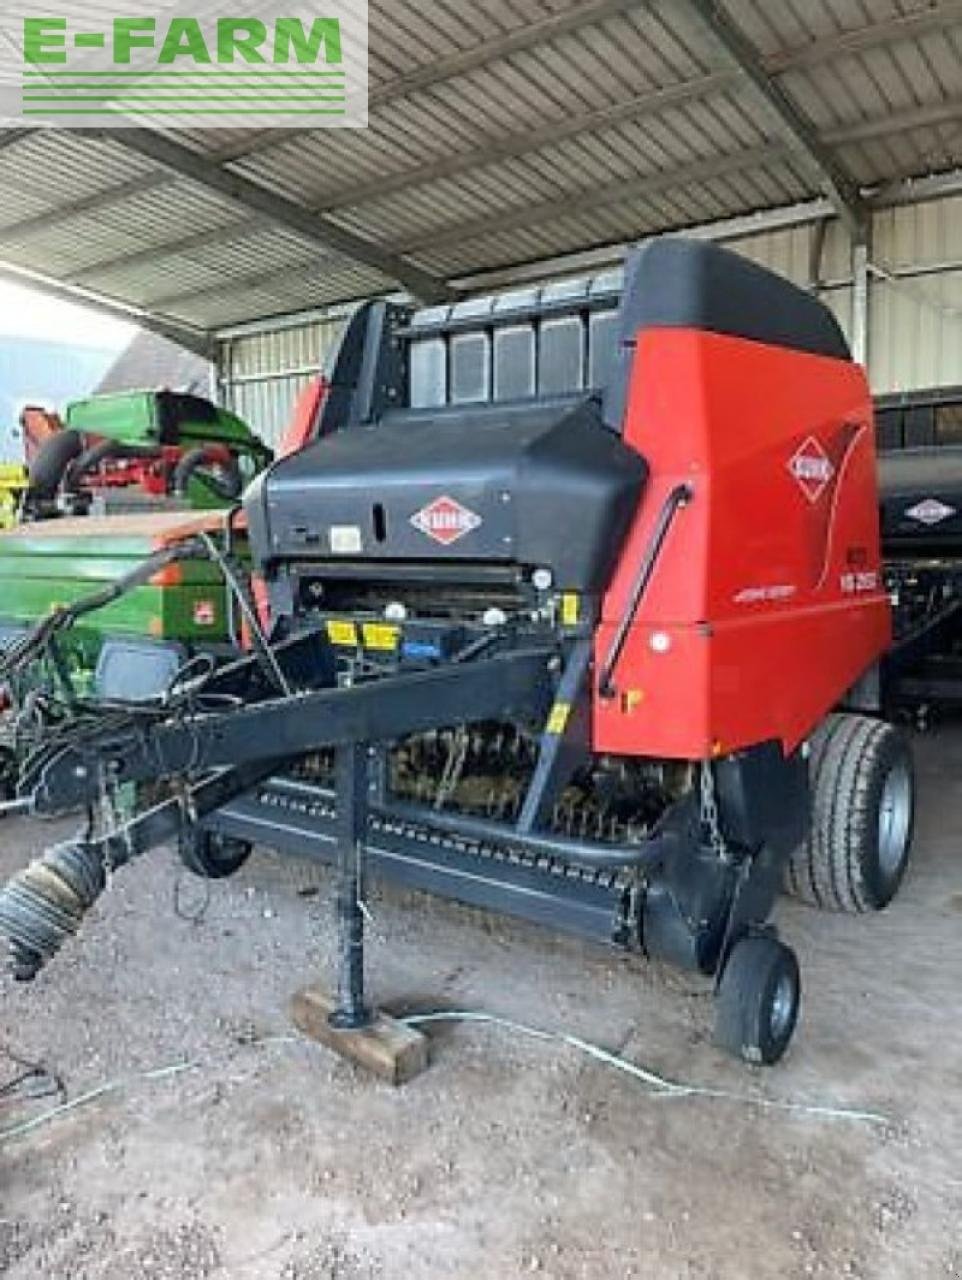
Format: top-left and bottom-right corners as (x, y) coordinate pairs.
(147, 253), (385, 312)
(872, 167), (962, 207)
(686, 0), (867, 237)
(101, 129), (450, 304)
(294, 54), (962, 216)
(0, 260), (213, 356)
(448, 197), (836, 293)
(214, 0), (962, 169)
(394, 92), (960, 258)
(824, 98), (962, 145)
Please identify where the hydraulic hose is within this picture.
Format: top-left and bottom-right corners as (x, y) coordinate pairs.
(172, 448), (242, 501)
(63, 439), (164, 492)
(0, 841), (113, 981)
(0, 762), (280, 981)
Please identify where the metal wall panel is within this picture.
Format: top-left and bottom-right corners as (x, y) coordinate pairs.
(216, 193), (962, 439)
(868, 195), (962, 393)
(218, 316), (346, 448)
(690, 201), (962, 393)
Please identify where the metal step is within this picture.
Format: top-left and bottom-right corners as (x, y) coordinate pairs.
(204, 776), (634, 947)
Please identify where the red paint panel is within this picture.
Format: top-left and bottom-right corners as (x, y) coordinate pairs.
(280, 376), (329, 458)
(593, 328), (889, 759)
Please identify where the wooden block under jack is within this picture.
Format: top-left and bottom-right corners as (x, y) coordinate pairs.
(290, 988), (430, 1086)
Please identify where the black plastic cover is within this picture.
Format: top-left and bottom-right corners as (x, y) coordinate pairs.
(315, 301), (409, 436)
(155, 391), (219, 442)
(604, 237), (852, 431)
(878, 446), (962, 555)
(247, 396), (647, 592)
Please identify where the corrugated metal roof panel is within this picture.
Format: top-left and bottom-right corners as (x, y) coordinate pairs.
(0, 133), (159, 227)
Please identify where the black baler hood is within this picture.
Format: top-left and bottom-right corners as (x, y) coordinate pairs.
(246, 396), (647, 594)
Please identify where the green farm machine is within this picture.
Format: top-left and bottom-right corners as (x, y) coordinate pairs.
(20, 389), (270, 519)
(0, 391), (271, 791)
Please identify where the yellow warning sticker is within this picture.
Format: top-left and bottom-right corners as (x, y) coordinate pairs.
(561, 593), (580, 626)
(326, 619), (359, 647)
(547, 702), (571, 735)
(363, 623), (400, 651)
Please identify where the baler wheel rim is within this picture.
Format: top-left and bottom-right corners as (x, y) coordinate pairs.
(878, 757), (912, 880)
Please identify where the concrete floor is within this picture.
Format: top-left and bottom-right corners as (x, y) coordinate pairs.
(1, 724), (960, 1280)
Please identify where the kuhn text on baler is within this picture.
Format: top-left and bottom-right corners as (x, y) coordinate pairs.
(0, 240), (916, 1066)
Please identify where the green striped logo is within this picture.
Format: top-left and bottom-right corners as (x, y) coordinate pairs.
(6, 3), (368, 127)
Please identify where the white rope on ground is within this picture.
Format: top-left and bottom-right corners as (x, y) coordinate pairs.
(401, 1011), (890, 1126)
(0, 1009), (889, 1146)
(0, 1036), (300, 1144)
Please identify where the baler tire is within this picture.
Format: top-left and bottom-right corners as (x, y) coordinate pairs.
(786, 714), (914, 913)
(714, 934), (800, 1066)
(26, 429), (83, 499)
(179, 830), (252, 880)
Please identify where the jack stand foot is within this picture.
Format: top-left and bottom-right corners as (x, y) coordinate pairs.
(328, 1006), (374, 1032)
(291, 988), (429, 1085)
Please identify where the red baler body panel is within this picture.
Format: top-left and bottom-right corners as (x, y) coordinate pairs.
(280, 376), (329, 459)
(593, 328), (890, 760)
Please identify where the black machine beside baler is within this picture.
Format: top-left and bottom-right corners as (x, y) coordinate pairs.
(0, 240), (929, 1069)
(879, 446), (962, 713)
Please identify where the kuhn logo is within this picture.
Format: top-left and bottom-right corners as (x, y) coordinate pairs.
(788, 437), (835, 503)
(410, 495), (482, 546)
(905, 498), (956, 527)
(193, 599), (216, 626)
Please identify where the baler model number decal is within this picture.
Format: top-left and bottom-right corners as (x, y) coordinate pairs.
(410, 496), (482, 546)
(788, 436), (835, 503)
(840, 571), (879, 594)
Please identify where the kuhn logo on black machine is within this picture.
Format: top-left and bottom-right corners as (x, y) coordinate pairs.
(410, 495), (482, 546)
(906, 498), (956, 526)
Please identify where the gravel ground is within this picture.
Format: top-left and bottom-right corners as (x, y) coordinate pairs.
(1, 724), (960, 1280)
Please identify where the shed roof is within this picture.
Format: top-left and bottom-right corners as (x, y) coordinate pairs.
(0, 0), (959, 347)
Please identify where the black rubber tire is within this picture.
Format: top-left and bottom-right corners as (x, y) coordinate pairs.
(179, 830), (252, 880)
(714, 934), (801, 1066)
(26, 430), (83, 499)
(786, 714), (915, 913)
